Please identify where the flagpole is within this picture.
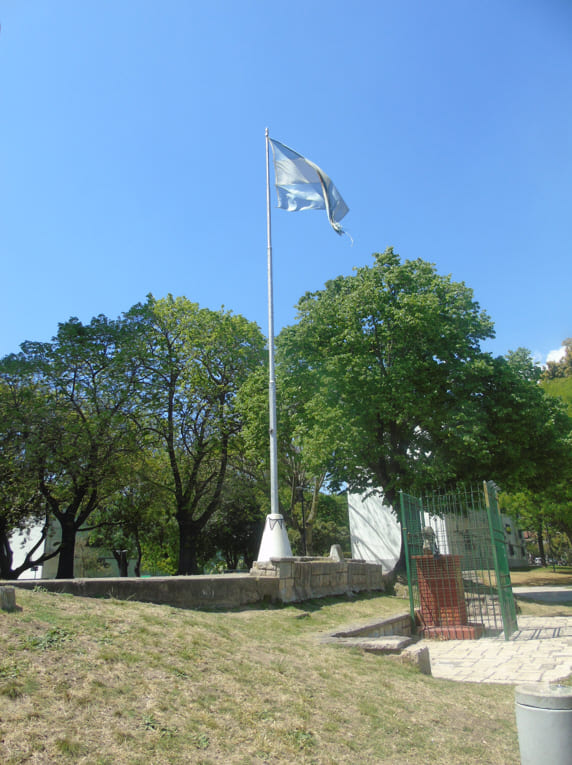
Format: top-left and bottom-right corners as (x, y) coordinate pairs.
(266, 128), (279, 517)
(256, 129), (292, 562)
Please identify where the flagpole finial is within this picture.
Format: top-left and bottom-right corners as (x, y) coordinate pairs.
(265, 127), (269, 137)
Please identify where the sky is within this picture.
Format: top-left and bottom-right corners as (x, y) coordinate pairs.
(1, 1), (571, 365)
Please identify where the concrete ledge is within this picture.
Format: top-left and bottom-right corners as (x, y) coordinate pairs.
(5, 558), (389, 610)
(7, 574), (278, 610)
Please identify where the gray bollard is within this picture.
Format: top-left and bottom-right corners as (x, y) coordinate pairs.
(515, 683), (572, 765)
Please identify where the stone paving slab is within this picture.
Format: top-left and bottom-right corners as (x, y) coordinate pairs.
(423, 615), (572, 684)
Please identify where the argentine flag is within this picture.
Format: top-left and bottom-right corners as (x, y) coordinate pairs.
(269, 138), (349, 235)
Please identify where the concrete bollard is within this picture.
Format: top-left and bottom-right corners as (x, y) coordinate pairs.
(515, 683), (572, 765)
(0, 586), (17, 612)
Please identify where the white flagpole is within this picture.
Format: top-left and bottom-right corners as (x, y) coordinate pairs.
(266, 128), (279, 517)
(256, 129), (292, 562)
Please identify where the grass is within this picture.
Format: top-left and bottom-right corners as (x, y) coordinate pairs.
(0, 588), (530, 764)
(509, 566), (572, 588)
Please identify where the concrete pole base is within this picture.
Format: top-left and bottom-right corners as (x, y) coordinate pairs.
(257, 514), (292, 562)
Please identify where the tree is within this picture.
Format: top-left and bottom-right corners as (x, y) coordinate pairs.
(87, 466), (168, 577)
(198, 468), (266, 570)
(277, 249), (496, 505)
(501, 347), (572, 547)
(237, 365), (329, 555)
(126, 295), (266, 574)
(542, 338), (572, 380)
(541, 340), (572, 418)
(0, 314), (142, 578)
(0, 377), (49, 578)
(542, 376), (572, 417)
(277, 250), (572, 509)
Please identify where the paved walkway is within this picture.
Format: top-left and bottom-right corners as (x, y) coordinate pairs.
(423, 587), (572, 684)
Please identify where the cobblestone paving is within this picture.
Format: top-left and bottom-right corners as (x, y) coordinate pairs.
(423, 615), (572, 684)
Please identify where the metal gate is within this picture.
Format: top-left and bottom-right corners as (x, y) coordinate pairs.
(400, 481), (518, 640)
(483, 481), (519, 638)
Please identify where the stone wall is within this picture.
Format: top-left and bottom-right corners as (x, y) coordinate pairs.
(251, 555), (388, 603)
(7, 554), (389, 610)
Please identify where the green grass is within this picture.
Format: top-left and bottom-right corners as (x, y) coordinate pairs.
(0, 588), (527, 764)
(510, 566), (572, 587)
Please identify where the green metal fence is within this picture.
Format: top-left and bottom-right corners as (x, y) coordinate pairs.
(400, 481), (518, 640)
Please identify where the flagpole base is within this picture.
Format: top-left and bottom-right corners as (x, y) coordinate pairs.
(257, 514), (293, 562)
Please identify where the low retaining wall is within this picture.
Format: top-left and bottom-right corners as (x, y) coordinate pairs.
(328, 612), (413, 639)
(7, 555), (390, 610)
(251, 556), (388, 603)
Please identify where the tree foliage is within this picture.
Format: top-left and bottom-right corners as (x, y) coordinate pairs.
(198, 468), (266, 570)
(0, 315), (141, 578)
(277, 250), (491, 504)
(277, 250), (571, 507)
(125, 295), (266, 574)
(2, 266), (569, 579)
(502, 343), (572, 545)
(0, 378), (51, 578)
(237, 364), (331, 554)
(542, 338), (572, 380)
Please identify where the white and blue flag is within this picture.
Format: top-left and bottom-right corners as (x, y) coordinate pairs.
(269, 138), (349, 235)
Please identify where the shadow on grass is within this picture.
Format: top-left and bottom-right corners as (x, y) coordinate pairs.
(219, 589), (395, 615)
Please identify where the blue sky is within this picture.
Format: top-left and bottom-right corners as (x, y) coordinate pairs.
(1, 1), (571, 363)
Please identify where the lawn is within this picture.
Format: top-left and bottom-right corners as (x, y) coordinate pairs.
(509, 566), (572, 588)
(0, 587), (523, 764)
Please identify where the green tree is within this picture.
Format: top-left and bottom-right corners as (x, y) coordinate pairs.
(0, 378), (55, 579)
(277, 250), (571, 508)
(126, 295), (266, 574)
(198, 468), (266, 570)
(237, 365), (329, 555)
(0, 315), (141, 579)
(87, 467), (168, 577)
(277, 249), (497, 506)
(501, 347), (572, 547)
(542, 376), (572, 417)
(542, 338), (572, 380)
(541, 344), (572, 420)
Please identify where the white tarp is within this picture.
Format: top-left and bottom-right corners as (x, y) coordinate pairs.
(347, 492), (402, 572)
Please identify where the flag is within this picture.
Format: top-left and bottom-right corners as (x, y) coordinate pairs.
(269, 138), (349, 235)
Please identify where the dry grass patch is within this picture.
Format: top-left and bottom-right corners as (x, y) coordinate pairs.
(510, 567), (572, 587)
(0, 588), (521, 764)
(516, 598), (572, 618)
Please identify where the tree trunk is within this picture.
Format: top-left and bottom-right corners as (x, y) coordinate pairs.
(177, 517), (200, 575)
(112, 549), (129, 577)
(55, 517), (77, 579)
(0, 523), (15, 579)
(537, 520), (546, 565)
(134, 535), (142, 578)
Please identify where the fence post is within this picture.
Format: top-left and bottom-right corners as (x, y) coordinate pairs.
(399, 491), (417, 629)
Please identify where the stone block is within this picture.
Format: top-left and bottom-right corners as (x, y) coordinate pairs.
(400, 644), (432, 675)
(329, 544), (344, 561)
(274, 559), (293, 579)
(0, 586), (17, 612)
